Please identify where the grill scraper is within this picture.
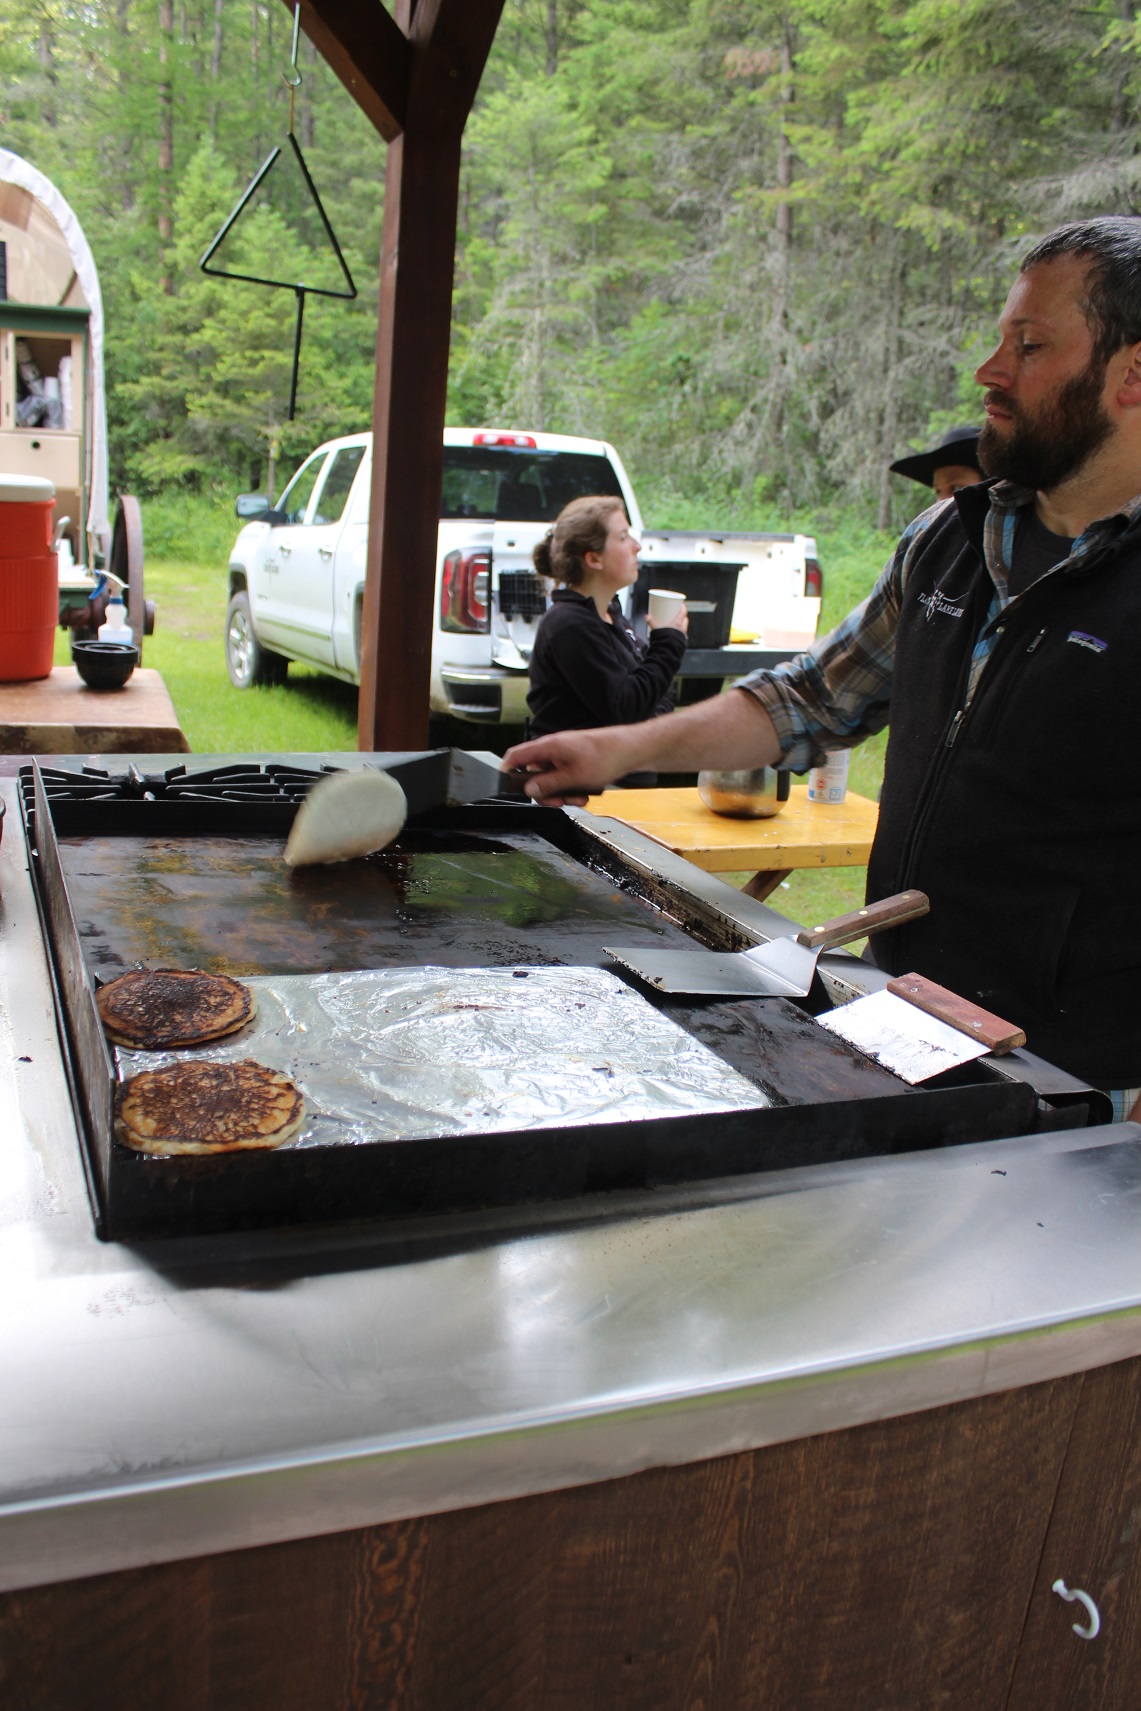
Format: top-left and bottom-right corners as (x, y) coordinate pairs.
(817, 973), (1027, 1083)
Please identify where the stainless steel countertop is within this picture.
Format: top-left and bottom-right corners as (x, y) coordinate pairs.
(3, 769), (1141, 1595)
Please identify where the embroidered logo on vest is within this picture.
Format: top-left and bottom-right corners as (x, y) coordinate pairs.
(1067, 631), (1108, 654)
(919, 590), (966, 622)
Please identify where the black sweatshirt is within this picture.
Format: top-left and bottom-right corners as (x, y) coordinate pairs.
(526, 588), (687, 737)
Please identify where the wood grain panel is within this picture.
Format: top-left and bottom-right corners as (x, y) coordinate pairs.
(1006, 1354), (1141, 1711)
(0, 1375), (1085, 1711)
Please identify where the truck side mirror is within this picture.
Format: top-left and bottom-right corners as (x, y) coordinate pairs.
(235, 492), (270, 520)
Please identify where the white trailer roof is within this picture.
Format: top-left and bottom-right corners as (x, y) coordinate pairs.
(0, 150), (109, 556)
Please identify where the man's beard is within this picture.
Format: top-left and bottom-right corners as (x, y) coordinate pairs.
(977, 358), (1114, 491)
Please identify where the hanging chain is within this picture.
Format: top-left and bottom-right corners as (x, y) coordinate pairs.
(283, 3), (302, 135)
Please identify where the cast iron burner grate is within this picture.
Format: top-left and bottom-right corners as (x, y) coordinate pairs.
(23, 761), (339, 811)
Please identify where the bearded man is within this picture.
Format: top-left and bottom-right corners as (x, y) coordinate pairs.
(504, 217), (1141, 1111)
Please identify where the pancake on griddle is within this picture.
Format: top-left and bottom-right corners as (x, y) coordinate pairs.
(97, 968), (254, 1050)
(284, 768), (407, 867)
(116, 1059), (305, 1155)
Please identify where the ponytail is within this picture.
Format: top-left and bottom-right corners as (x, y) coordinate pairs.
(532, 530), (555, 579)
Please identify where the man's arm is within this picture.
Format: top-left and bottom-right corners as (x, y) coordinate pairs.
(504, 518), (926, 804)
(503, 689), (781, 805)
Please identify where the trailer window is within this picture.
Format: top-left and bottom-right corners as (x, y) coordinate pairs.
(441, 448), (625, 522)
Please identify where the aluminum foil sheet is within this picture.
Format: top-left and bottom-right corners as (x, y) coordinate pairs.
(113, 966), (770, 1148)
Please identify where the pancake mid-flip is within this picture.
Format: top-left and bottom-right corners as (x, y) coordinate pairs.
(284, 769), (408, 867)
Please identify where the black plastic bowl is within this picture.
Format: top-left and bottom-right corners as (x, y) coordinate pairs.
(72, 640), (139, 690)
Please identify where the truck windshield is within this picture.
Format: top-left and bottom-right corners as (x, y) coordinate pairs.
(441, 448), (625, 522)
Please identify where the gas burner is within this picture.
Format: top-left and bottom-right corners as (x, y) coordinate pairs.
(22, 761), (341, 810)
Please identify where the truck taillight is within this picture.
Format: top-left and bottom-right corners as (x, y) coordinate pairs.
(440, 550), (492, 633)
(805, 558), (823, 599)
(472, 431), (537, 448)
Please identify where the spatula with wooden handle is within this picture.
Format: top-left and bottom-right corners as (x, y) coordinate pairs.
(605, 890), (929, 999)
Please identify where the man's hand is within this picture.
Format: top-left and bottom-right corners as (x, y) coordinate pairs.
(502, 691), (785, 804)
(503, 727), (643, 805)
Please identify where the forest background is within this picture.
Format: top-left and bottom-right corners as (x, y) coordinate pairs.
(5, 0), (1141, 548)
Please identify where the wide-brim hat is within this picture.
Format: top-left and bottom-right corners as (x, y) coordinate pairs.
(890, 425), (982, 488)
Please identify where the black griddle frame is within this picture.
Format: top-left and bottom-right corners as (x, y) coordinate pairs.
(19, 754), (1072, 1241)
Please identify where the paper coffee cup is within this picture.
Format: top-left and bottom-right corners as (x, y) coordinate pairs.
(649, 588), (686, 626)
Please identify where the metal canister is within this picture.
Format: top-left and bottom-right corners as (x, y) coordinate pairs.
(697, 767), (791, 818)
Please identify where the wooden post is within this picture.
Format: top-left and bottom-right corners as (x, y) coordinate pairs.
(357, 121), (463, 750)
(291, 0), (505, 752)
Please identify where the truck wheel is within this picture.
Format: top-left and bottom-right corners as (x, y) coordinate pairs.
(225, 591), (288, 689)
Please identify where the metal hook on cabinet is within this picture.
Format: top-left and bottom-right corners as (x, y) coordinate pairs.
(1052, 1578), (1100, 1640)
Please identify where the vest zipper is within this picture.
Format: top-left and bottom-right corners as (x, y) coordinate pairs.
(896, 670), (977, 886)
(900, 612), (1049, 891)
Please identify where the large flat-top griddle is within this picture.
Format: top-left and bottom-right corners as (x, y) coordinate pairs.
(20, 752), (1068, 1238)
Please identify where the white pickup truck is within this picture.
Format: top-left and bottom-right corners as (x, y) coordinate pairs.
(224, 427), (823, 725)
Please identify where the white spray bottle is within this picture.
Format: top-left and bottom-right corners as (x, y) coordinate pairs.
(98, 596), (134, 647)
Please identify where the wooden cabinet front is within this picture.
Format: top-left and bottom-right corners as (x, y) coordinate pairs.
(1007, 1353), (1141, 1711)
(0, 1371), (1088, 1711)
(0, 326), (84, 495)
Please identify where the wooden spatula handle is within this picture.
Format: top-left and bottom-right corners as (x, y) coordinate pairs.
(797, 891), (931, 951)
(886, 973), (1026, 1054)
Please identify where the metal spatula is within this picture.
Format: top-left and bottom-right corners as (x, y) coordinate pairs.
(605, 890), (929, 999)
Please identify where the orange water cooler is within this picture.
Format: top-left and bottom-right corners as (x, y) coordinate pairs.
(0, 474), (58, 682)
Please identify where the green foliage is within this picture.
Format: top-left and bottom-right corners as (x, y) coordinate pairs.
(5, 0), (1141, 523)
(453, 70), (614, 430)
(140, 487), (242, 567)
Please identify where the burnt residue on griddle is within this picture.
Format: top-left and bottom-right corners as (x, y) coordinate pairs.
(659, 995), (911, 1107)
(60, 827), (692, 979)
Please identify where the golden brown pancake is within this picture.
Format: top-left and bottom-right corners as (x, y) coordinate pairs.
(115, 1059), (305, 1156)
(97, 968), (255, 1050)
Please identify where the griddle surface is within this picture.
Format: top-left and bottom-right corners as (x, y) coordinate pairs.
(61, 828), (689, 978)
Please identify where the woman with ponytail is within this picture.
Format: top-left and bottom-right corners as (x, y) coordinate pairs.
(526, 497), (687, 778)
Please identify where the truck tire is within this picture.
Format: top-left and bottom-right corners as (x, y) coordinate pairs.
(226, 591), (288, 689)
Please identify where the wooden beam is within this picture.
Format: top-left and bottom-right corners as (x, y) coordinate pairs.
(356, 125), (461, 749)
(404, 0), (510, 128)
(287, 0), (410, 143)
(357, 0), (506, 750)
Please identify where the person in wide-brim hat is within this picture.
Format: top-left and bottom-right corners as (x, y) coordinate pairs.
(890, 425), (983, 502)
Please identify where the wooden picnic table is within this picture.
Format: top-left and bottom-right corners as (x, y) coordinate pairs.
(0, 666), (189, 757)
(584, 782), (879, 901)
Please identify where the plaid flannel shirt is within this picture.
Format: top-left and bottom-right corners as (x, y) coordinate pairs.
(739, 481), (1141, 772)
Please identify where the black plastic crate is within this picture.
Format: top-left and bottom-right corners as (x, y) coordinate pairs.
(630, 562), (743, 650)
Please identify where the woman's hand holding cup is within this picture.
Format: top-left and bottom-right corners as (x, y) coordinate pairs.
(648, 588), (688, 633)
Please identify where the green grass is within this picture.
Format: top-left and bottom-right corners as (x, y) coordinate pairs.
(56, 554), (359, 753)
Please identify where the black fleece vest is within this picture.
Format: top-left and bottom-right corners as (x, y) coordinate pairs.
(866, 481), (1141, 1088)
